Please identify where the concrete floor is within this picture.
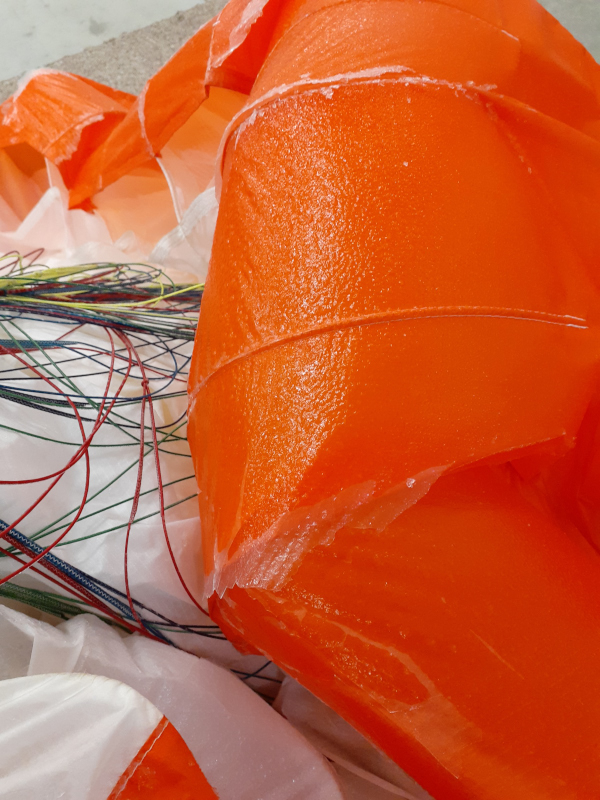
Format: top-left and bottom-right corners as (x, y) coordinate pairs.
(0, 0), (206, 82)
(0, 0), (599, 103)
(539, 0), (600, 60)
(0, 3), (224, 101)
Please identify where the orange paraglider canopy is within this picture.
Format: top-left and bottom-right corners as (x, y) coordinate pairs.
(3, 1), (600, 799)
(185, 0), (600, 799)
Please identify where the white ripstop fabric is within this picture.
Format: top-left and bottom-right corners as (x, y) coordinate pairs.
(0, 605), (345, 800)
(0, 672), (162, 800)
(275, 677), (434, 800)
(0, 90), (244, 279)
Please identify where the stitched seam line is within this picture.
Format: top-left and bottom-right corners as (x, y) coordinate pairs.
(190, 305), (588, 399)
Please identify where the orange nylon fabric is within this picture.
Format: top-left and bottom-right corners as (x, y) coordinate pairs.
(0, 0), (280, 207)
(186, 0), (600, 798)
(3, 0), (600, 797)
(2, 0), (599, 206)
(0, 72), (135, 200)
(107, 717), (218, 800)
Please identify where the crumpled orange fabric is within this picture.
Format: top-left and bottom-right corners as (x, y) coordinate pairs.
(3, 0), (600, 798)
(108, 717), (218, 800)
(188, 1), (600, 799)
(0, 0), (278, 207)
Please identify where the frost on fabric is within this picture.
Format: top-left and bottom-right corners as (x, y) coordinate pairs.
(51, 113), (107, 165)
(1, 69), (61, 126)
(209, 0), (272, 70)
(215, 65), (498, 188)
(1, 70), (125, 165)
(137, 85), (154, 159)
(205, 467), (447, 599)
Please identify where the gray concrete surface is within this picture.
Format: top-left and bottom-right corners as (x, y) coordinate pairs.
(0, 2), (225, 102)
(0, 0), (599, 104)
(539, 0), (600, 62)
(0, 0), (207, 82)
